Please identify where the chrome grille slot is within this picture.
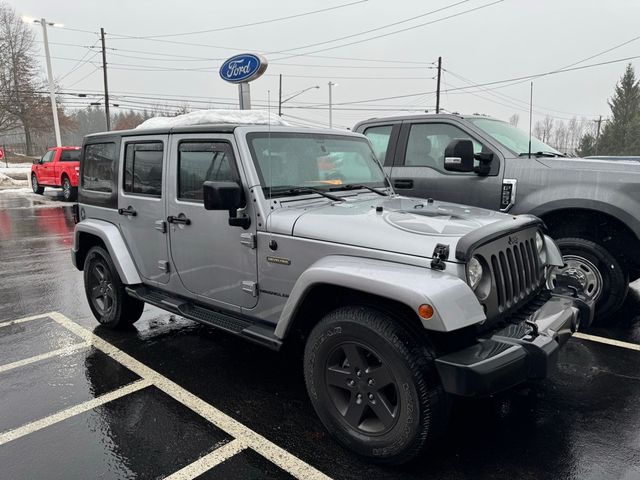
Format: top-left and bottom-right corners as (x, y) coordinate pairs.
(474, 227), (544, 316)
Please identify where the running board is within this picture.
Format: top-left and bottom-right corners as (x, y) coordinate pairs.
(125, 286), (282, 351)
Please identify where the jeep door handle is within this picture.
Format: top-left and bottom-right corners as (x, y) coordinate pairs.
(167, 215), (191, 226)
(393, 179), (414, 189)
(118, 206), (137, 216)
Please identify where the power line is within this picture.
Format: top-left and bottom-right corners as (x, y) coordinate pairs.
(118, 1), (368, 39)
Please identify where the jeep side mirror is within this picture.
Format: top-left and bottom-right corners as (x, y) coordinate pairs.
(203, 181), (250, 228)
(443, 139), (475, 173)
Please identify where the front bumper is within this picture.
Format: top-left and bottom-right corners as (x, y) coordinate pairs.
(435, 288), (593, 396)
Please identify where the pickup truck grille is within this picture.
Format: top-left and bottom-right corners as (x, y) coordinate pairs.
(473, 227), (545, 317)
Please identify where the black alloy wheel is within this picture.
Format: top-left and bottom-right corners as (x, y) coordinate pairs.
(31, 174), (44, 194)
(62, 176), (73, 201)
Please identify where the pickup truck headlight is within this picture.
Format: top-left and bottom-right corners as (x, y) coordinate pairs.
(535, 231), (547, 264)
(466, 256), (483, 290)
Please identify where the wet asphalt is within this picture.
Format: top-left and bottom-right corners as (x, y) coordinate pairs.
(0, 189), (639, 480)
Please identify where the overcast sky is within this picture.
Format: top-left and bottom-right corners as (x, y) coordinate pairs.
(17, 0), (640, 130)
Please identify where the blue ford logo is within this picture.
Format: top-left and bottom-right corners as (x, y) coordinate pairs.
(219, 53), (268, 84)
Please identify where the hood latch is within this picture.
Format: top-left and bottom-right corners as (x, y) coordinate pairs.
(430, 243), (450, 271)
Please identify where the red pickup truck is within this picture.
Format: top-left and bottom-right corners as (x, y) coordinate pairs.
(31, 146), (81, 201)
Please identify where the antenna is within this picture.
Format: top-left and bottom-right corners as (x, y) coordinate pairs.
(267, 90), (273, 242)
(528, 81), (533, 159)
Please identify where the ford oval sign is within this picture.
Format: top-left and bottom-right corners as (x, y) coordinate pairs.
(219, 53), (268, 84)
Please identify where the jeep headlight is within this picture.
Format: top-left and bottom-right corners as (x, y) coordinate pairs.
(466, 256), (483, 290)
(535, 231), (547, 264)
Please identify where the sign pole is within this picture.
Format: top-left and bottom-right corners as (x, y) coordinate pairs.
(238, 83), (251, 110)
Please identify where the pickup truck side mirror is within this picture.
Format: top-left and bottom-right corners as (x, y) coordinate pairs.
(444, 139), (475, 173)
(203, 181), (250, 228)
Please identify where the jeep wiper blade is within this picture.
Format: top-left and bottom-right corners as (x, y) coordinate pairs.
(268, 186), (345, 202)
(519, 151), (566, 158)
(333, 184), (389, 196)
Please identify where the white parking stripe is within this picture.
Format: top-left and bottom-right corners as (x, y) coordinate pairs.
(574, 332), (640, 352)
(47, 312), (331, 480)
(0, 313), (50, 329)
(0, 342), (89, 374)
(164, 439), (247, 480)
(0, 378), (152, 446)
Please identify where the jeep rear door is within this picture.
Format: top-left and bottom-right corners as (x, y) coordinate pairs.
(166, 133), (258, 310)
(117, 134), (171, 284)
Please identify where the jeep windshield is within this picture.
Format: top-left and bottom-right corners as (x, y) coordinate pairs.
(246, 132), (388, 198)
(469, 118), (565, 157)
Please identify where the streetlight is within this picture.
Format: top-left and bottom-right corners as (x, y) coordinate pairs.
(278, 85), (319, 116)
(23, 16), (62, 147)
(328, 82), (338, 129)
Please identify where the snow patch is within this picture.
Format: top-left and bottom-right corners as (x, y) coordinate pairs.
(136, 109), (290, 130)
(0, 172), (20, 186)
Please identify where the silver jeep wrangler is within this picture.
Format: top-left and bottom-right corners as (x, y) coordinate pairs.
(71, 121), (593, 465)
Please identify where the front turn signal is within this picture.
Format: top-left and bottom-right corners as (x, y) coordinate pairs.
(418, 304), (434, 320)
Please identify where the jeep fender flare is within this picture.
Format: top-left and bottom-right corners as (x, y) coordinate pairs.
(72, 219), (141, 284)
(274, 255), (485, 338)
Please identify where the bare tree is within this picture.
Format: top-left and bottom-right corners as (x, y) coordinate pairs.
(508, 113), (520, 127)
(541, 115), (554, 143)
(0, 2), (47, 154)
(533, 120), (544, 140)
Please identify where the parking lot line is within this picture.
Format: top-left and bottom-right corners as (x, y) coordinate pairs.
(0, 378), (152, 446)
(164, 439), (247, 480)
(0, 342), (89, 374)
(574, 332), (640, 352)
(45, 312), (331, 480)
(0, 313), (51, 329)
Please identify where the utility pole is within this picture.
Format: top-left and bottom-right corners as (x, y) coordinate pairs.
(528, 82), (533, 159)
(278, 74), (283, 117)
(328, 81), (337, 128)
(435, 56), (442, 114)
(100, 28), (111, 131)
(594, 115), (603, 155)
(40, 19), (61, 147)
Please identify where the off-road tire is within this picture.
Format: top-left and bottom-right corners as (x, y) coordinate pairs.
(554, 237), (628, 323)
(31, 174), (44, 194)
(304, 306), (449, 465)
(62, 175), (77, 201)
(83, 246), (144, 328)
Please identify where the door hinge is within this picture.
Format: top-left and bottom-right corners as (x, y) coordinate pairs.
(158, 260), (170, 272)
(242, 281), (258, 297)
(240, 232), (256, 249)
(154, 220), (167, 233)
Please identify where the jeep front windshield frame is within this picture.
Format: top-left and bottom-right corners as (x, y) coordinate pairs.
(469, 118), (562, 157)
(246, 132), (387, 198)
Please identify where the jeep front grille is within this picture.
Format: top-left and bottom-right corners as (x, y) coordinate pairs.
(473, 227), (544, 317)
(489, 238), (542, 311)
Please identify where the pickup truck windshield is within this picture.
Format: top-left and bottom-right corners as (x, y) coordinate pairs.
(247, 132), (387, 197)
(469, 118), (562, 157)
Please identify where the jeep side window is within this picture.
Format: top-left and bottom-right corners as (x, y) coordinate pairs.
(363, 125), (392, 163)
(123, 142), (163, 197)
(178, 141), (237, 202)
(83, 142), (116, 192)
(404, 123), (483, 172)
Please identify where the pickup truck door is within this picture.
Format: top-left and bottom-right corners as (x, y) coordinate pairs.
(117, 134), (170, 284)
(388, 119), (504, 210)
(166, 133), (258, 310)
(38, 150), (56, 185)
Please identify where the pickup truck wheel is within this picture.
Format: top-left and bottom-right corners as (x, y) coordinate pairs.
(83, 246), (144, 328)
(304, 306), (449, 465)
(549, 237), (628, 323)
(31, 174), (44, 195)
(61, 176), (76, 201)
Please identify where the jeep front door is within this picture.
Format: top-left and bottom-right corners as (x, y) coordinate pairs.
(391, 120), (504, 210)
(117, 135), (170, 284)
(167, 135), (257, 310)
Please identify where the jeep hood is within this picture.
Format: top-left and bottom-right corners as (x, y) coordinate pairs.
(267, 195), (511, 260)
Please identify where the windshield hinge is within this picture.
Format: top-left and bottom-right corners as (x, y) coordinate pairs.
(430, 243), (450, 271)
(240, 232), (256, 249)
(242, 281), (258, 297)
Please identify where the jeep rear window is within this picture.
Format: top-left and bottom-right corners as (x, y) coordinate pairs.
(83, 143), (116, 193)
(60, 150), (81, 162)
(124, 142), (163, 197)
(246, 133), (386, 196)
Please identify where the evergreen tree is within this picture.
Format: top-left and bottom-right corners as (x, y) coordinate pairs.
(593, 64), (640, 155)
